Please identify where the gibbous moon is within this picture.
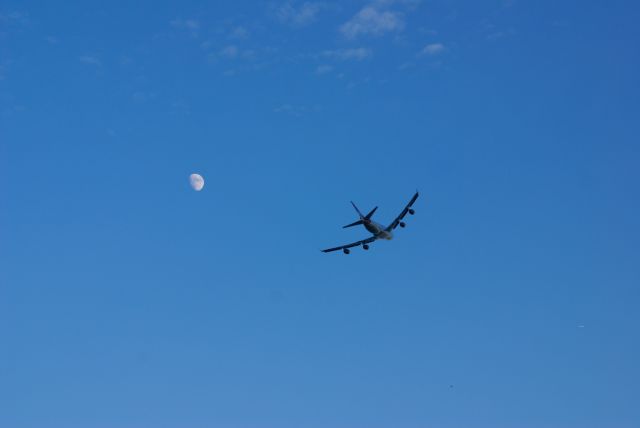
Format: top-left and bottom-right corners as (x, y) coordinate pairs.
(189, 173), (204, 191)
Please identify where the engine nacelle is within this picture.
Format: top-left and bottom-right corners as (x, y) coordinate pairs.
(399, 222), (406, 228)
(408, 208), (415, 215)
(343, 248), (350, 254)
(363, 244), (369, 250)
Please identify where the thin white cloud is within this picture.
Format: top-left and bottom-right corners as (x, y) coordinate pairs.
(0, 59), (14, 80)
(397, 61), (413, 71)
(421, 42), (445, 55)
(230, 26), (249, 39)
(44, 35), (59, 44)
(200, 26), (249, 51)
(340, 3), (404, 38)
(132, 91), (146, 103)
(274, 103), (320, 116)
(0, 10), (29, 25)
(185, 20), (200, 30)
(215, 45), (256, 61)
(132, 91), (157, 103)
(486, 28), (516, 41)
(322, 47), (372, 61)
(242, 49), (257, 60)
(274, 104), (302, 116)
(169, 18), (200, 30)
(170, 18), (200, 36)
(220, 45), (239, 58)
(276, 1), (323, 27)
(316, 64), (333, 74)
(79, 55), (101, 67)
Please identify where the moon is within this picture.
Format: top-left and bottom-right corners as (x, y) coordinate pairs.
(189, 173), (204, 191)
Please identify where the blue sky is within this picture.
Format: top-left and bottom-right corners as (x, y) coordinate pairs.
(1, 1), (639, 427)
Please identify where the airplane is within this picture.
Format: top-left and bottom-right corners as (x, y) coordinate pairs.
(322, 191), (419, 254)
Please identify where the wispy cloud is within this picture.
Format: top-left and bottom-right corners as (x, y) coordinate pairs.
(274, 104), (302, 116)
(44, 35), (59, 44)
(485, 27), (516, 41)
(0, 10), (29, 25)
(274, 103), (320, 116)
(132, 91), (146, 103)
(220, 45), (239, 59)
(131, 91), (157, 103)
(229, 26), (249, 39)
(171, 100), (191, 115)
(0, 59), (15, 80)
(340, 1), (405, 38)
(275, 1), (323, 27)
(421, 42), (445, 55)
(316, 64), (333, 74)
(200, 25), (250, 51)
(119, 55), (133, 66)
(321, 47), (372, 61)
(79, 55), (101, 67)
(170, 18), (200, 36)
(212, 45), (256, 61)
(397, 61), (413, 71)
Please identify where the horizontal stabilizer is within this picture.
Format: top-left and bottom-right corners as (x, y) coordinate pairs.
(343, 219), (364, 228)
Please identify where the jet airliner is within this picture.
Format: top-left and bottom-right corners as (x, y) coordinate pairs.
(322, 191), (419, 254)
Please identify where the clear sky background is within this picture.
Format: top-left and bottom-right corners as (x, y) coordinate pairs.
(1, 1), (639, 427)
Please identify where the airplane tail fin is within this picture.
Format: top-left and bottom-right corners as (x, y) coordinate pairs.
(343, 219), (365, 228)
(344, 201), (376, 228)
(365, 206), (378, 219)
(350, 201), (364, 218)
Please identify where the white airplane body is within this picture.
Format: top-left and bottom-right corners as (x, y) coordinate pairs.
(361, 217), (393, 241)
(322, 191), (419, 254)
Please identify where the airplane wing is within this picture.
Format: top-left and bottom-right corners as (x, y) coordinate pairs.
(386, 191), (419, 231)
(322, 236), (377, 253)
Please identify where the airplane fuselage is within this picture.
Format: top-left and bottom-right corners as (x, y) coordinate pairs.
(363, 219), (393, 240)
(321, 191), (418, 254)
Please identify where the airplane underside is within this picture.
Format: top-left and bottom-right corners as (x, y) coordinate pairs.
(322, 191), (419, 254)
